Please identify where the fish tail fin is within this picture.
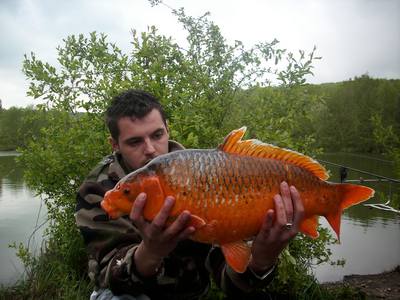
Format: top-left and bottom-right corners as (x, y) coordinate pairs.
(338, 184), (375, 210)
(326, 184), (374, 241)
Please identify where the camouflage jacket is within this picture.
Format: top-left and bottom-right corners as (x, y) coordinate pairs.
(75, 141), (276, 299)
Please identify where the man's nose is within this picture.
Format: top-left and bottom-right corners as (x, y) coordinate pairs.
(143, 139), (156, 155)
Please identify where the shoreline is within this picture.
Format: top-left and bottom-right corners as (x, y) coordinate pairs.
(321, 266), (400, 299)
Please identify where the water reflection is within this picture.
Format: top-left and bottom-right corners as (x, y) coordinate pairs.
(0, 153), (47, 286)
(345, 204), (398, 227)
(0, 153), (24, 184)
(315, 214), (400, 283)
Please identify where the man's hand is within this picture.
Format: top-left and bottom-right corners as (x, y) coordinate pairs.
(130, 193), (195, 277)
(249, 181), (304, 274)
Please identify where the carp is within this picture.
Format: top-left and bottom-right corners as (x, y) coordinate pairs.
(101, 127), (374, 273)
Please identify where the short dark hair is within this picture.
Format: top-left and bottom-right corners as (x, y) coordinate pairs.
(106, 89), (167, 140)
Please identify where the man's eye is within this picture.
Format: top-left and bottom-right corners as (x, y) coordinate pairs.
(153, 131), (164, 139)
(128, 140), (141, 146)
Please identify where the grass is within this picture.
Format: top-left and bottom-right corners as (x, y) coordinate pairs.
(0, 248), (92, 300)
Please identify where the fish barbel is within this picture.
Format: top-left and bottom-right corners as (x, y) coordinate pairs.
(101, 127), (374, 273)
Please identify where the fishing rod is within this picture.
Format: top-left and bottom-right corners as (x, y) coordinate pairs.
(318, 159), (400, 214)
(317, 159), (400, 184)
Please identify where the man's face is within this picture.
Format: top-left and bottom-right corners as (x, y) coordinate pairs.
(110, 109), (170, 171)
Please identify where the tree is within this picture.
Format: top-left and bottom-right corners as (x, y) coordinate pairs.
(18, 2), (331, 298)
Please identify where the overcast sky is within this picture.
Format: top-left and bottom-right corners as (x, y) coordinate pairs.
(0, 0), (399, 108)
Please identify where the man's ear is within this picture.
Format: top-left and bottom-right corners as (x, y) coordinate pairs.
(109, 136), (119, 152)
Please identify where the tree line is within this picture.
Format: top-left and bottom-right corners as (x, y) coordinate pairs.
(0, 106), (51, 151)
(2, 75), (399, 155)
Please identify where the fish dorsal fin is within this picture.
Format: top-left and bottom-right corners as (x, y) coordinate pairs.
(219, 127), (328, 180)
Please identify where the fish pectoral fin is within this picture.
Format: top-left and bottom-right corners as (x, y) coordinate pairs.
(188, 214), (206, 229)
(221, 241), (251, 274)
(142, 176), (165, 220)
(167, 214), (206, 229)
(299, 215), (319, 238)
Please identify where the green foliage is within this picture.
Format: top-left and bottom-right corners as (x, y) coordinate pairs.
(371, 113), (400, 177)
(17, 112), (110, 277)
(268, 228), (337, 297)
(16, 2), (336, 298)
(223, 85), (323, 155)
(310, 75), (400, 154)
(0, 106), (50, 151)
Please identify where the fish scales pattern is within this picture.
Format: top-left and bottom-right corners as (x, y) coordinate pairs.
(148, 148), (338, 245)
(283, 163), (329, 216)
(152, 149), (325, 243)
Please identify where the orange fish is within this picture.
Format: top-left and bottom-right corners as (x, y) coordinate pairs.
(101, 127), (374, 273)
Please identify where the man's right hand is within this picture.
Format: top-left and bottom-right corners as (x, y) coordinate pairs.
(130, 193), (195, 277)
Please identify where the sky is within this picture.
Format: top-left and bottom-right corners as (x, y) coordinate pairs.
(0, 0), (399, 108)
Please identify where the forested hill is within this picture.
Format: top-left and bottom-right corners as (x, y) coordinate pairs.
(305, 75), (400, 153)
(1, 75), (399, 155)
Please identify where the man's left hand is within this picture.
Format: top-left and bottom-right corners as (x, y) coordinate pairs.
(249, 181), (304, 274)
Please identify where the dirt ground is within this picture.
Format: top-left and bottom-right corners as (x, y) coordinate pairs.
(322, 266), (400, 299)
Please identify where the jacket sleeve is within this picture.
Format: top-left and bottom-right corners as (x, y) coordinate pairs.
(75, 177), (154, 296)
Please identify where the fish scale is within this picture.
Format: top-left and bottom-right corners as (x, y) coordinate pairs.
(156, 150), (294, 242)
(101, 127), (374, 273)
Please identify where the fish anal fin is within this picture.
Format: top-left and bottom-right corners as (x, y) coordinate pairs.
(219, 127), (328, 180)
(299, 215), (319, 238)
(221, 241), (251, 273)
(326, 211), (342, 242)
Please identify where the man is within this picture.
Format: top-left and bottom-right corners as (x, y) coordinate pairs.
(76, 89), (304, 299)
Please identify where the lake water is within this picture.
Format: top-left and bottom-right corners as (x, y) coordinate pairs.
(0, 151), (399, 285)
(0, 152), (47, 286)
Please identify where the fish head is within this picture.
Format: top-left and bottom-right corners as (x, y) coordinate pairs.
(101, 175), (143, 219)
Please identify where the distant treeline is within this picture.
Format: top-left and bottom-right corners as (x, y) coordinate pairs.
(1, 75), (399, 154)
(0, 106), (52, 151)
(308, 75), (400, 153)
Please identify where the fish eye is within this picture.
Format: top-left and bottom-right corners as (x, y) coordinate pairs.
(123, 188), (130, 195)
